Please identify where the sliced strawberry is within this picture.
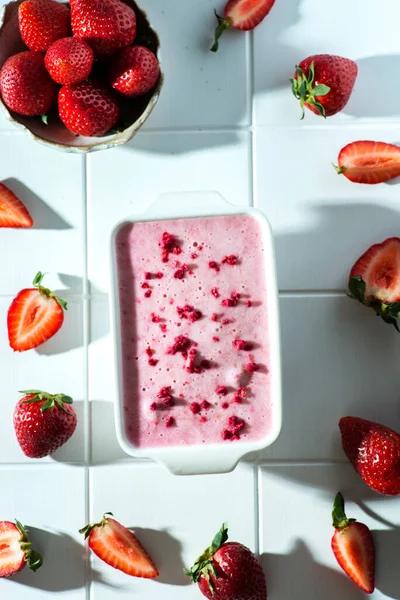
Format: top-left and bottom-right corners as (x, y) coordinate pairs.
(211, 0), (275, 52)
(80, 513), (159, 578)
(336, 141), (400, 184)
(0, 183), (33, 228)
(8, 271), (67, 352)
(0, 520), (42, 577)
(331, 493), (375, 594)
(348, 238), (400, 330)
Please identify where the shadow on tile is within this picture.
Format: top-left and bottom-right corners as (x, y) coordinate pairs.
(90, 400), (130, 464)
(129, 527), (189, 586)
(121, 130), (241, 155)
(2, 178), (72, 230)
(254, 0), (302, 95)
(344, 55), (400, 119)
(262, 540), (364, 599)
(12, 528), (116, 591)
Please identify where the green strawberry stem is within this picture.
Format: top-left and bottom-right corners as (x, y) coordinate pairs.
(332, 493), (356, 530)
(210, 11), (232, 53)
(19, 390), (74, 414)
(32, 271), (68, 311)
(290, 61), (331, 119)
(79, 512), (113, 539)
(15, 520), (43, 572)
(348, 275), (400, 332)
(184, 522), (229, 592)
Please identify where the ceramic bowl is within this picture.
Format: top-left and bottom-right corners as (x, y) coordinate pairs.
(0, 0), (163, 152)
(109, 192), (282, 476)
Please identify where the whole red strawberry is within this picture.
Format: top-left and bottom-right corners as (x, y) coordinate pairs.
(45, 37), (94, 85)
(58, 81), (120, 136)
(185, 523), (267, 600)
(70, 0), (136, 59)
(291, 54), (358, 119)
(0, 51), (57, 116)
(18, 0), (71, 52)
(14, 390), (77, 458)
(339, 416), (400, 495)
(109, 45), (160, 97)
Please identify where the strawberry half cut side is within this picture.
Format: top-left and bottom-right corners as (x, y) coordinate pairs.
(331, 493), (375, 594)
(0, 183), (33, 228)
(79, 513), (159, 578)
(290, 61), (331, 119)
(348, 237), (400, 331)
(0, 520), (43, 577)
(8, 271), (67, 351)
(184, 522), (229, 592)
(335, 141), (400, 184)
(211, 0), (275, 52)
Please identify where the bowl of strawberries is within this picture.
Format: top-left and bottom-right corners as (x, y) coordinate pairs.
(0, 0), (162, 152)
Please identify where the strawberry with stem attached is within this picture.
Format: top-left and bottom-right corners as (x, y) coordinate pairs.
(335, 141), (400, 184)
(80, 513), (159, 578)
(211, 0), (275, 53)
(291, 54), (358, 119)
(185, 523), (267, 600)
(14, 390), (77, 458)
(0, 520), (43, 577)
(0, 183), (33, 228)
(339, 416), (400, 495)
(331, 492), (375, 594)
(348, 237), (400, 331)
(8, 271), (67, 352)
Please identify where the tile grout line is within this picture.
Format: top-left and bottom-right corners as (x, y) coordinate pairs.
(249, 29), (255, 209)
(257, 464), (263, 556)
(81, 153), (92, 600)
(254, 463), (261, 556)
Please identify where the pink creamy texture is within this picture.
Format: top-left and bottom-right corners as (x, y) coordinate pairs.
(116, 215), (272, 448)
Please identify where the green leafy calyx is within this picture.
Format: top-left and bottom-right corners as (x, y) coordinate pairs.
(32, 271), (68, 311)
(15, 520), (43, 572)
(348, 275), (400, 332)
(79, 512), (114, 539)
(332, 493), (356, 530)
(19, 390), (74, 414)
(210, 10), (232, 53)
(290, 61), (331, 119)
(184, 522), (229, 593)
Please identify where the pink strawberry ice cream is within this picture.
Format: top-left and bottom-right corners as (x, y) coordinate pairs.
(115, 214), (273, 448)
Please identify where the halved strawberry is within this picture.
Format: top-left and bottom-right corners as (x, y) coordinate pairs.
(0, 520), (42, 577)
(80, 513), (159, 578)
(336, 141), (400, 184)
(0, 183), (33, 228)
(8, 271), (67, 352)
(348, 237), (400, 330)
(331, 493), (375, 594)
(211, 0), (275, 52)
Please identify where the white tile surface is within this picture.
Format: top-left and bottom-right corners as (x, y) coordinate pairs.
(90, 462), (256, 598)
(254, 126), (400, 291)
(262, 294), (400, 461)
(0, 465), (86, 599)
(0, 134), (84, 295)
(0, 296), (85, 464)
(1, 0), (400, 596)
(139, 0), (250, 128)
(89, 295), (128, 463)
(260, 463), (400, 599)
(87, 131), (251, 292)
(254, 0), (400, 127)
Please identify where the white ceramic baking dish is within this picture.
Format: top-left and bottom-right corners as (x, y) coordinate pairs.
(109, 191), (282, 475)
